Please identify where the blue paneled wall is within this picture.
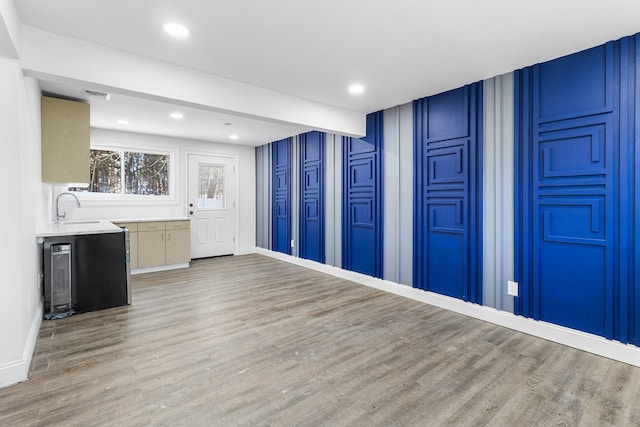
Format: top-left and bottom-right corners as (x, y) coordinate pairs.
(299, 131), (325, 263)
(515, 35), (640, 344)
(256, 31), (640, 348)
(272, 138), (292, 255)
(342, 112), (384, 278)
(413, 83), (483, 303)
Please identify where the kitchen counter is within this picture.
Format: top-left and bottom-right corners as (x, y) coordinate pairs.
(36, 220), (122, 238)
(110, 217), (190, 223)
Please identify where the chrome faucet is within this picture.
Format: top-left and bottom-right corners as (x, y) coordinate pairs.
(55, 192), (81, 224)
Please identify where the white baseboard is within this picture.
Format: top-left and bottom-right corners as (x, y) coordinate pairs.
(0, 303), (43, 388)
(132, 262), (189, 275)
(236, 247), (257, 256)
(255, 248), (640, 367)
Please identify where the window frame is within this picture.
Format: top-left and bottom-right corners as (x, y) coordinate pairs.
(67, 143), (177, 204)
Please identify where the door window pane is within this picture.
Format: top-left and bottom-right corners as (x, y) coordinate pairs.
(198, 164), (225, 209)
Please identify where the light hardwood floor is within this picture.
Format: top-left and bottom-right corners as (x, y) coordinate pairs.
(1, 254), (640, 426)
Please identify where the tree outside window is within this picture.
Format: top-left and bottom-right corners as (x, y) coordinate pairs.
(198, 164), (225, 209)
(69, 149), (170, 196)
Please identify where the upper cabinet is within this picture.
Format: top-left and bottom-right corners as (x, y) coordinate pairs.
(41, 96), (90, 183)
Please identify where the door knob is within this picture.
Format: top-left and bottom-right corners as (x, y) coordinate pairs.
(189, 211), (194, 215)
(189, 203), (193, 207)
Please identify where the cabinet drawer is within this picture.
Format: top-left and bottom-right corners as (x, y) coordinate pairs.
(166, 220), (190, 230)
(112, 222), (138, 232)
(139, 221), (166, 232)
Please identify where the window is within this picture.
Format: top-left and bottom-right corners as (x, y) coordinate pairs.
(198, 164), (225, 209)
(69, 148), (171, 196)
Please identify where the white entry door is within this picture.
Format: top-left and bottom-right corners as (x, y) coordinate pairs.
(188, 154), (237, 258)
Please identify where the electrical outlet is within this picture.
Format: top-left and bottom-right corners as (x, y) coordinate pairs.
(507, 280), (519, 297)
(290, 239), (295, 248)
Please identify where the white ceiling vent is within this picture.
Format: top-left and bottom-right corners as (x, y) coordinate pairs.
(83, 89), (111, 101)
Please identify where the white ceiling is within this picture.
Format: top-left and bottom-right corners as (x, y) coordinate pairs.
(16, 0), (640, 145)
(38, 80), (313, 146)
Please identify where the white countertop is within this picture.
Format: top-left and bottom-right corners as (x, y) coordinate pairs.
(36, 220), (123, 238)
(110, 217), (190, 223)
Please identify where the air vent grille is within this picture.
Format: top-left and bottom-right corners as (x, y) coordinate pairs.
(83, 89), (111, 101)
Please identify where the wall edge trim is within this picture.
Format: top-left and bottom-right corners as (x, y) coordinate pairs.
(0, 304), (43, 389)
(254, 247), (640, 367)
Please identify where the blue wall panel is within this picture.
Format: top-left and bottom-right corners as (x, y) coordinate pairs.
(414, 83), (483, 303)
(299, 131), (325, 263)
(342, 112), (384, 278)
(515, 35), (639, 344)
(272, 138), (292, 255)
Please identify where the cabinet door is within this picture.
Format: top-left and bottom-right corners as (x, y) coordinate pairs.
(138, 230), (166, 267)
(166, 228), (191, 264)
(41, 96), (90, 183)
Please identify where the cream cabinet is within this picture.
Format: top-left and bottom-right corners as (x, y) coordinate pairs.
(137, 222), (167, 268)
(114, 220), (190, 269)
(165, 221), (191, 265)
(41, 96), (90, 183)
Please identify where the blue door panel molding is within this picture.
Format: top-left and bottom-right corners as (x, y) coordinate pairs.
(537, 44), (614, 122)
(342, 112), (384, 278)
(299, 131), (325, 263)
(414, 83), (483, 304)
(515, 34), (639, 345)
(272, 138), (292, 255)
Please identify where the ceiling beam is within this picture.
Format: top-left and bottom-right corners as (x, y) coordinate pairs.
(20, 25), (366, 137)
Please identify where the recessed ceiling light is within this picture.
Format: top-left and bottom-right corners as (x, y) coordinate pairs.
(116, 119), (130, 125)
(229, 134), (239, 140)
(348, 84), (365, 95)
(163, 22), (190, 38)
(170, 112), (184, 119)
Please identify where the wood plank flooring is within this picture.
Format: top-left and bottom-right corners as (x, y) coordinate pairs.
(1, 254), (640, 426)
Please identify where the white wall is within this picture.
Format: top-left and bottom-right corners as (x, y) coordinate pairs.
(255, 144), (271, 250)
(483, 74), (515, 312)
(0, 55), (45, 387)
(383, 104), (413, 286)
(58, 128), (256, 254)
(0, 0), (20, 57)
(324, 134), (342, 268)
